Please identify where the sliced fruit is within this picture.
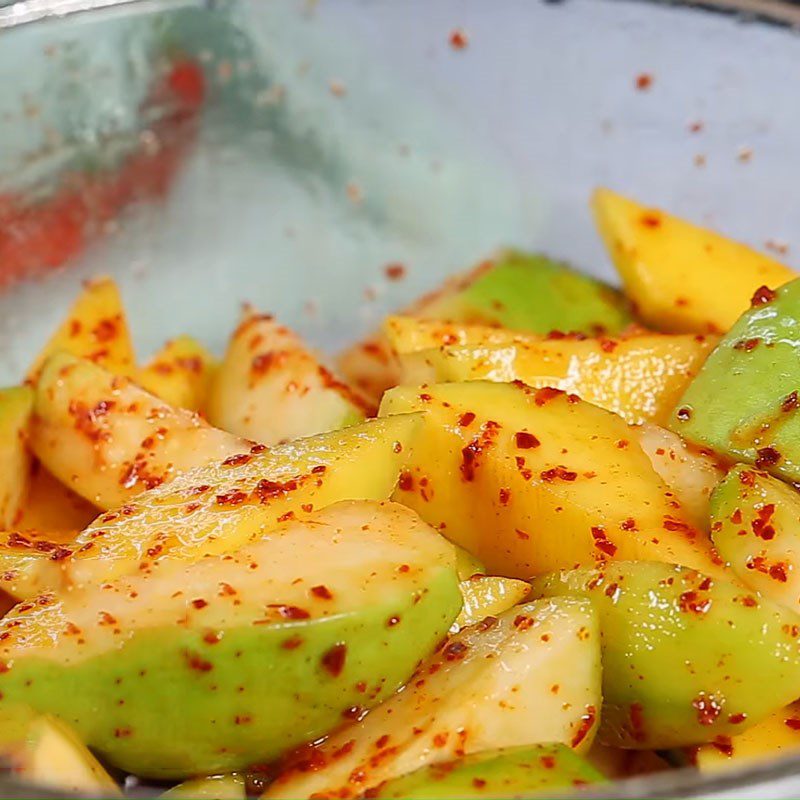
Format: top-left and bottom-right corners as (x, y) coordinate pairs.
(265, 597), (601, 799)
(636, 423), (724, 530)
(0, 386), (34, 528)
(67, 413), (421, 587)
(380, 381), (722, 579)
(454, 545), (484, 580)
(690, 700), (800, 772)
(456, 575), (530, 628)
(592, 188), (795, 333)
(339, 252), (631, 403)
(421, 251), (631, 335)
(0, 705), (120, 796)
(384, 315), (532, 355)
(26, 276), (136, 382)
(137, 335), (217, 412)
(669, 278), (800, 483)
(710, 465), (800, 610)
(162, 774), (245, 799)
(31, 353), (246, 509)
(401, 333), (716, 425)
(0, 529), (74, 600)
(372, 744), (605, 798)
(15, 462), (97, 533)
(207, 314), (369, 446)
(531, 561), (800, 748)
(0, 501), (460, 779)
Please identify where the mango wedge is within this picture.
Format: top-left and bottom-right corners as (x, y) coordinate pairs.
(456, 575), (530, 628)
(208, 314), (368, 446)
(532, 562), (800, 748)
(711, 465), (800, 611)
(401, 334), (715, 426)
(15, 463), (97, 533)
(137, 336), (217, 412)
(380, 381), (722, 579)
(0, 386), (33, 528)
(31, 353), (246, 509)
(27, 276), (136, 382)
(266, 598), (601, 798)
(0, 529), (74, 600)
(66, 413), (421, 587)
(0, 502), (460, 779)
(592, 188), (795, 333)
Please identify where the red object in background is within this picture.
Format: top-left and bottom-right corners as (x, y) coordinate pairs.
(0, 57), (206, 289)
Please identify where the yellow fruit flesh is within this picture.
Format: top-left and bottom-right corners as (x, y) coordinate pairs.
(456, 575), (530, 628)
(26, 276), (136, 382)
(66, 413), (422, 587)
(381, 381), (723, 579)
(0, 387), (33, 528)
(137, 336), (217, 412)
(207, 314), (369, 447)
(31, 353), (246, 510)
(402, 333), (715, 426)
(592, 188), (795, 333)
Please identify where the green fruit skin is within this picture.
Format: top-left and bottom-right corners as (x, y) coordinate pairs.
(669, 277), (800, 482)
(530, 561), (800, 749)
(425, 251), (632, 335)
(373, 744), (605, 799)
(710, 464), (800, 611)
(0, 570), (460, 779)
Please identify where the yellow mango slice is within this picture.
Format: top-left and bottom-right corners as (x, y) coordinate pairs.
(380, 381), (723, 579)
(137, 336), (217, 412)
(162, 774), (244, 799)
(691, 701), (800, 772)
(15, 463), (97, 533)
(207, 314), (370, 446)
(401, 333), (716, 426)
(0, 387), (33, 528)
(592, 188), (795, 333)
(66, 413), (422, 587)
(385, 315), (534, 354)
(31, 353), (246, 510)
(27, 276), (136, 382)
(456, 575), (530, 628)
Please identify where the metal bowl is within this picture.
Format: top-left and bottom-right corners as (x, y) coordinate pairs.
(0, 0), (799, 796)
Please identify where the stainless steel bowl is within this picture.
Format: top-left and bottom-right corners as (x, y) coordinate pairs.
(0, 0), (799, 796)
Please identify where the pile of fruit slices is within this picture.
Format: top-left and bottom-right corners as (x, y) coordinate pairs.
(0, 188), (799, 798)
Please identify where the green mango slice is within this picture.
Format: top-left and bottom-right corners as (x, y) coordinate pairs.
(65, 412), (421, 588)
(265, 597), (601, 799)
(424, 250), (632, 335)
(710, 464), (800, 611)
(372, 744), (605, 798)
(0, 501), (460, 779)
(531, 561), (800, 749)
(670, 278), (800, 482)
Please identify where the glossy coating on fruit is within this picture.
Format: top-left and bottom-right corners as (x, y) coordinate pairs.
(0, 501), (461, 779)
(32, 353), (245, 509)
(592, 188), (794, 334)
(137, 335), (217, 412)
(67, 412), (421, 587)
(207, 313), (368, 446)
(670, 278), (800, 482)
(381, 381), (721, 579)
(372, 744), (605, 798)
(266, 597), (601, 799)
(401, 334), (715, 426)
(710, 465), (800, 610)
(162, 774), (245, 799)
(0, 529), (74, 600)
(456, 576), (530, 629)
(27, 277), (136, 382)
(531, 561), (800, 748)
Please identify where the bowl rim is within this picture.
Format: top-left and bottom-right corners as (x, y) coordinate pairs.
(1, 0), (800, 797)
